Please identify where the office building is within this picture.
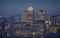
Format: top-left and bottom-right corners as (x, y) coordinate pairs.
(38, 10), (46, 20)
(50, 16), (57, 25)
(56, 15), (60, 25)
(21, 6), (34, 23)
(50, 15), (60, 25)
(50, 15), (60, 35)
(27, 6), (34, 22)
(21, 11), (28, 22)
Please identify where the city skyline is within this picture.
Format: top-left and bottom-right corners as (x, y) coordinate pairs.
(0, 0), (60, 37)
(0, 0), (60, 17)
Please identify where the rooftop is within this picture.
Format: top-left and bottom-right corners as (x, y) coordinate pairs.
(27, 6), (33, 11)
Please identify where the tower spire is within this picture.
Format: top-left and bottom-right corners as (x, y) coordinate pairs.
(27, 6), (33, 11)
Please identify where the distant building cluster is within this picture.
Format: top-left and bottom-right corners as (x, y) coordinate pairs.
(49, 15), (60, 36)
(0, 6), (60, 38)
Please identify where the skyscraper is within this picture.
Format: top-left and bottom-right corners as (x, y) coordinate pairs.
(21, 6), (34, 23)
(21, 11), (28, 22)
(56, 15), (60, 25)
(50, 16), (57, 25)
(27, 6), (34, 22)
(38, 10), (46, 20)
(50, 15), (60, 35)
(50, 15), (60, 25)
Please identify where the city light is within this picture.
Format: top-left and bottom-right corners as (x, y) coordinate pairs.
(0, 0), (60, 38)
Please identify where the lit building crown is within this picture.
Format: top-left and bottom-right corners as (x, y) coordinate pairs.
(27, 6), (33, 11)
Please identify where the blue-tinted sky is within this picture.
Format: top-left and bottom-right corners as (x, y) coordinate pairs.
(0, 0), (60, 17)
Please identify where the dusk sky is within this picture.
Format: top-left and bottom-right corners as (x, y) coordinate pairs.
(0, 0), (60, 17)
